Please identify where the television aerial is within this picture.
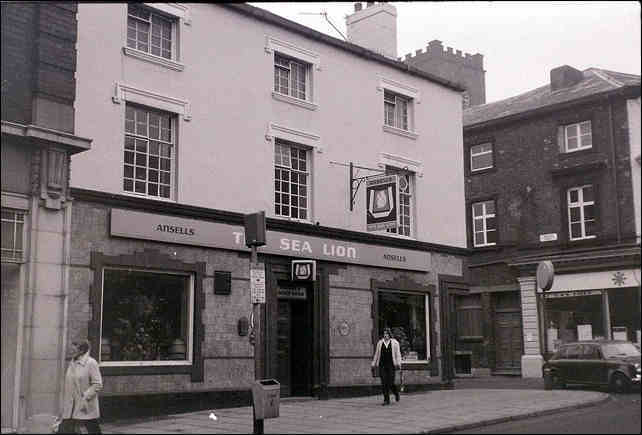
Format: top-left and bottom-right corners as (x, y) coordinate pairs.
(298, 10), (347, 41)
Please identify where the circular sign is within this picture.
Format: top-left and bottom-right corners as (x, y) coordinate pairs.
(536, 260), (555, 291)
(338, 321), (351, 336)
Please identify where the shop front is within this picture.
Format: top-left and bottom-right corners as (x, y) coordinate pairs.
(541, 270), (641, 358)
(69, 190), (466, 417)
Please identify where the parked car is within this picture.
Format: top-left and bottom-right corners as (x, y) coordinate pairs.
(543, 340), (641, 393)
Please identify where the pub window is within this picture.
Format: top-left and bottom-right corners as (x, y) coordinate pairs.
(100, 267), (193, 365)
(378, 291), (429, 362)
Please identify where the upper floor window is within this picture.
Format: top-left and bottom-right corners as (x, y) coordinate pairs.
(124, 104), (175, 199)
(472, 200), (496, 247)
(274, 53), (310, 101)
(563, 121), (592, 152)
(470, 143), (493, 172)
(1, 209), (25, 262)
(384, 90), (410, 131)
(274, 140), (310, 221)
(127, 5), (175, 60)
(567, 185), (596, 240)
(385, 169), (414, 237)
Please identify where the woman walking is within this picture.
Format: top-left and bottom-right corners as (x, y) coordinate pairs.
(58, 339), (103, 434)
(371, 328), (402, 405)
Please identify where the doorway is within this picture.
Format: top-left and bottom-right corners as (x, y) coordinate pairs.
(276, 283), (314, 397)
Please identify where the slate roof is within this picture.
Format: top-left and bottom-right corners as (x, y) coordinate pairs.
(464, 68), (641, 128)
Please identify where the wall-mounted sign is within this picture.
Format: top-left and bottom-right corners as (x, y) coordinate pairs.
(543, 289), (602, 299)
(110, 209), (431, 271)
(250, 263), (265, 304)
(366, 174), (398, 232)
(539, 233), (558, 242)
(277, 286), (307, 300)
(292, 260), (316, 281)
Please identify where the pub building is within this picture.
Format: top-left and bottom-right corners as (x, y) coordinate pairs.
(66, 3), (469, 417)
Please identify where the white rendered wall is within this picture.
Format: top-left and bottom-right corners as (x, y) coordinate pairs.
(627, 97), (641, 244)
(72, 3), (465, 248)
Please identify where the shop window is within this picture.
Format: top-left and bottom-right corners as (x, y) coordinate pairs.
(274, 139), (310, 221)
(1, 209), (25, 263)
(456, 294), (483, 339)
(544, 292), (605, 354)
(377, 291), (429, 362)
(100, 268), (193, 365)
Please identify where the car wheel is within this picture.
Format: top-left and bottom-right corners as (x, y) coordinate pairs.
(610, 373), (631, 394)
(544, 373), (554, 390)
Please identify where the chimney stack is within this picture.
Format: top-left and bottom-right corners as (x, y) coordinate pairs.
(550, 65), (584, 91)
(346, 2), (397, 59)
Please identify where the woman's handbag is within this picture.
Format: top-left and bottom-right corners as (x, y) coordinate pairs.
(371, 366), (379, 378)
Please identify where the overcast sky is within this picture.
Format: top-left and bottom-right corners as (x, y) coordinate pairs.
(251, 1), (641, 103)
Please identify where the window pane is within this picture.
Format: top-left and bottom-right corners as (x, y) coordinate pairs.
(472, 203), (483, 217)
(583, 204), (595, 220)
(486, 230), (497, 244)
(472, 153), (493, 170)
(567, 137), (578, 150)
(484, 200), (495, 214)
(378, 292), (427, 361)
(569, 207), (581, 222)
(580, 121), (591, 135)
(585, 220), (596, 237)
(569, 189), (579, 203)
(570, 223), (582, 239)
(101, 269), (190, 362)
(473, 219), (483, 232)
(474, 232), (485, 246)
(124, 179), (133, 192)
(486, 217), (496, 231)
(582, 185), (594, 202)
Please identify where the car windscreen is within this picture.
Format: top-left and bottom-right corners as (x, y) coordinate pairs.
(601, 342), (641, 358)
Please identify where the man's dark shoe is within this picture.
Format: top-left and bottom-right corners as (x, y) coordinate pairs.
(395, 392), (400, 402)
(382, 400), (390, 406)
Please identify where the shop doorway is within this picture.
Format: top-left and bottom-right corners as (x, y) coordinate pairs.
(276, 283), (314, 397)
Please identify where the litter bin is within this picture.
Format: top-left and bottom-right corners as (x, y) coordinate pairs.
(251, 379), (280, 419)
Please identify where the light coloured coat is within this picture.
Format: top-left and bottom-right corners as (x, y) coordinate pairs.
(371, 338), (402, 368)
(62, 352), (103, 419)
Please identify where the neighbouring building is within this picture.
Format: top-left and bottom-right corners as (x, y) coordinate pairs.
(67, 3), (469, 418)
(1, 2), (91, 432)
(462, 65), (641, 377)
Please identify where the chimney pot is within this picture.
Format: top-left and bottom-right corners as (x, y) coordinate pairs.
(354, 2), (362, 11)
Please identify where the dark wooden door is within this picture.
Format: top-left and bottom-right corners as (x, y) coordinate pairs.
(277, 300), (291, 397)
(495, 311), (522, 372)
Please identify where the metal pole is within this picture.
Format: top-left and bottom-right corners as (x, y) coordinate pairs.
(349, 162), (354, 211)
(251, 246), (264, 435)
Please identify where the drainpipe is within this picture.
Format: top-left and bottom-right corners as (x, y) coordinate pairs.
(608, 100), (622, 243)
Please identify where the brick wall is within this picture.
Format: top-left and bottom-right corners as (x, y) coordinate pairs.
(464, 98), (638, 265)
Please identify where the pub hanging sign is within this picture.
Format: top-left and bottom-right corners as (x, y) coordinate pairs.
(366, 174), (399, 232)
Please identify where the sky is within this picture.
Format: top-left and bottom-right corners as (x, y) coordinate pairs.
(250, 1), (641, 103)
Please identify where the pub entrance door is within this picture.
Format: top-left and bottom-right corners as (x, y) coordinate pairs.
(276, 283), (314, 397)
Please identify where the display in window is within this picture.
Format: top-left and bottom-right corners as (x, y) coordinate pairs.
(378, 292), (428, 361)
(101, 268), (191, 362)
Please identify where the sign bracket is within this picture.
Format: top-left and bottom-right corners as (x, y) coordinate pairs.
(329, 161), (386, 211)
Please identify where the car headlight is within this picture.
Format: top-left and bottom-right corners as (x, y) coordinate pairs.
(635, 363), (641, 371)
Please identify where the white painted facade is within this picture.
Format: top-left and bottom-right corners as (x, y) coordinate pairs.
(72, 3), (466, 249)
(627, 97), (641, 244)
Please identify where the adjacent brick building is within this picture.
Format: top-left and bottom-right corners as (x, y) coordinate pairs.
(1, 2), (91, 432)
(461, 65), (641, 377)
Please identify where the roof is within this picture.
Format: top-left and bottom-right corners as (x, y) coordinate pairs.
(220, 3), (465, 93)
(464, 68), (641, 128)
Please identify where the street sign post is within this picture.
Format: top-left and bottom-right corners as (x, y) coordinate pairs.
(250, 263), (266, 304)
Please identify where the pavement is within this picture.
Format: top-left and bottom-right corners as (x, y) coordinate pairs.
(101, 377), (611, 434)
